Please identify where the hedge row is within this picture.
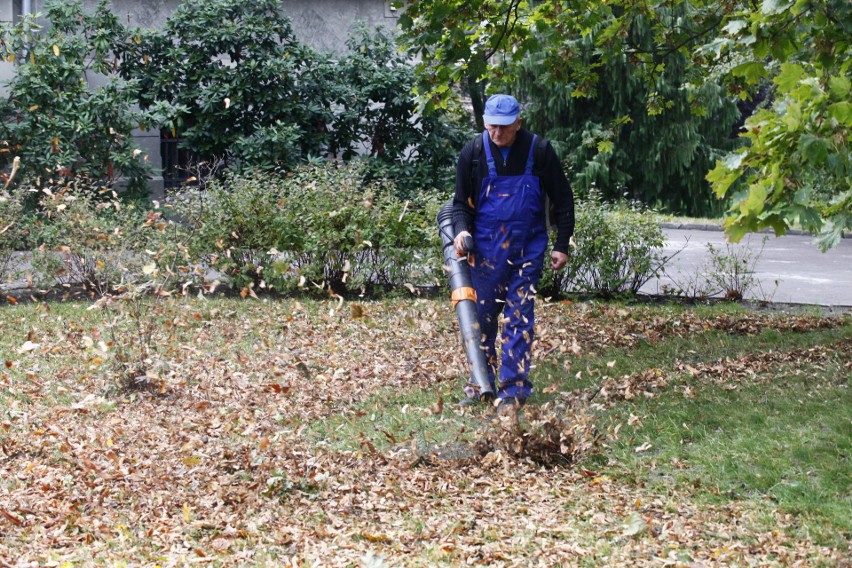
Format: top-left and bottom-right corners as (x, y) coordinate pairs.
(1, 166), (666, 299)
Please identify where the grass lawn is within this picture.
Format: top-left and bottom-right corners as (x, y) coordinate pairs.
(0, 296), (849, 566)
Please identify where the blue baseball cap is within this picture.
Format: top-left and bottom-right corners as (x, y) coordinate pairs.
(483, 94), (520, 126)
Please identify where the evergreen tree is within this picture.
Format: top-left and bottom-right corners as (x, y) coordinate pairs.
(514, 8), (740, 215)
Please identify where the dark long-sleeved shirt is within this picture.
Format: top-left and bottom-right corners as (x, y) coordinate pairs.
(452, 129), (575, 253)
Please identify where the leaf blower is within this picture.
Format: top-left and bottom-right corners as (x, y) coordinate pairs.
(436, 201), (495, 402)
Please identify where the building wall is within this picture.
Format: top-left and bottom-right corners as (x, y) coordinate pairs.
(93, 0), (396, 53)
(1, 0), (395, 52)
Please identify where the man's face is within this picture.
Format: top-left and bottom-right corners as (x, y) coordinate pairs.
(485, 118), (522, 148)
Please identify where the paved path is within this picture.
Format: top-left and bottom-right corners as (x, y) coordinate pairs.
(641, 228), (852, 308)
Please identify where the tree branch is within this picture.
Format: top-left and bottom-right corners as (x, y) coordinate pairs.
(484, 0), (522, 60)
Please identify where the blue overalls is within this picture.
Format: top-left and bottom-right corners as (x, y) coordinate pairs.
(465, 131), (549, 401)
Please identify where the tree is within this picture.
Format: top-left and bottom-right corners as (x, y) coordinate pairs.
(512, 12), (739, 215)
(397, 0), (726, 110)
(328, 25), (473, 197)
(703, 0), (851, 250)
(396, 0), (741, 215)
(0, 0), (154, 194)
(398, 0), (851, 247)
(118, 0), (321, 170)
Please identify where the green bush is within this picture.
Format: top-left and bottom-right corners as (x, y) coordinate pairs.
(541, 192), (667, 297)
(326, 25), (473, 198)
(173, 170), (296, 292)
(0, 1), (156, 194)
(177, 163), (442, 296)
(119, 0), (320, 170)
(276, 164), (443, 294)
(0, 0), (469, 199)
(30, 182), (155, 295)
(119, 10), (471, 191)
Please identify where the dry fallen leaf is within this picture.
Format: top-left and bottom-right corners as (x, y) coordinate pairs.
(622, 512), (648, 537)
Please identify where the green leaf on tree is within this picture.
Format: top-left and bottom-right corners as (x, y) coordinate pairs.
(741, 183), (768, 217)
(758, 211), (789, 235)
(723, 217), (749, 243)
(798, 135), (829, 164)
(814, 220), (844, 252)
(722, 20), (748, 35)
(761, 0), (794, 15)
(596, 140), (614, 154)
(731, 61), (767, 84)
(782, 101), (802, 131)
(773, 63), (805, 92)
(826, 102), (852, 126)
(828, 76), (851, 99)
(790, 203), (823, 232)
(723, 152), (745, 171)
(707, 159), (742, 198)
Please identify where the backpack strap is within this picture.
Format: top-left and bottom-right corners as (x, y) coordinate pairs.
(470, 134), (483, 192)
(532, 136), (548, 177)
(531, 136), (557, 232)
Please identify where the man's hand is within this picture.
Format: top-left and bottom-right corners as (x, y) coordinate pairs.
(551, 250), (568, 270)
(454, 231), (473, 256)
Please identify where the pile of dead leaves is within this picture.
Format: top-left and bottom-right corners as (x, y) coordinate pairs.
(677, 338), (852, 384)
(473, 402), (602, 468)
(532, 302), (842, 359)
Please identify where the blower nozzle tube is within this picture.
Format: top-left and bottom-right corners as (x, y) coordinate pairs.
(436, 201), (494, 401)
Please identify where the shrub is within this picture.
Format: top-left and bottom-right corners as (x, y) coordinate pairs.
(174, 170), (296, 292)
(0, 1), (155, 194)
(119, 0), (320, 170)
(541, 191), (667, 297)
(327, 25), (473, 198)
(176, 163), (443, 296)
(275, 164), (443, 295)
(30, 182), (154, 296)
(121, 12), (471, 191)
(0, 0), (470, 199)
(702, 237), (773, 302)
(659, 235), (776, 302)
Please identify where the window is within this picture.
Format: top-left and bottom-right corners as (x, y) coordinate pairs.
(160, 130), (199, 190)
(0, 1), (33, 22)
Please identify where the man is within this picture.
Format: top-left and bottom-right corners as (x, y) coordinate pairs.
(452, 94), (574, 410)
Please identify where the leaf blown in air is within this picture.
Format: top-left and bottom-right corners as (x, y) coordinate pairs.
(474, 402), (602, 467)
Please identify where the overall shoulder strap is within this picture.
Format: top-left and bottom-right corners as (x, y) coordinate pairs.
(481, 130), (498, 178)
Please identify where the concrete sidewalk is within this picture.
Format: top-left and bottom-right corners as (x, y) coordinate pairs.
(642, 226), (852, 309)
